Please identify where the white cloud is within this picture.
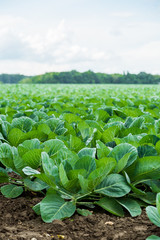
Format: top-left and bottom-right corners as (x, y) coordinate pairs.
(0, 15), (111, 74)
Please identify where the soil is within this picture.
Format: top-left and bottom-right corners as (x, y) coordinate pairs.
(0, 194), (160, 240)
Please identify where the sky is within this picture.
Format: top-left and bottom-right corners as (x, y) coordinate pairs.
(0, 0), (160, 75)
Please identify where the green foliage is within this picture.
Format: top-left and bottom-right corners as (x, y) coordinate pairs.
(146, 193), (160, 239)
(1, 84), (160, 222)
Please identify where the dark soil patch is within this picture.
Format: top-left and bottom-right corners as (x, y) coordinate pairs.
(0, 194), (160, 240)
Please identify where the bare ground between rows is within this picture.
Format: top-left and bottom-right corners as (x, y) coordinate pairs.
(0, 194), (160, 240)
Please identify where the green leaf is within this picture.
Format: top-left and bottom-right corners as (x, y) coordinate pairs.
(109, 143), (138, 168)
(96, 196), (124, 217)
(8, 128), (24, 146)
(63, 113), (81, 124)
(40, 192), (76, 222)
(41, 152), (59, 182)
(69, 135), (84, 152)
(59, 163), (69, 187)
(24, 177), (48, 191)
(156, 193), (160, 216)
(1, 184), (23, 198)
(22, 149), (42, 169)
(32, 202), (41, 216)
(96, 140), (111, 159)
(96, 157), (116, 170)
(139, 135), (160, 146)
(101, 125), (119, 143)
(137, 145), (157, 158)
(95, 173), (131, 197)
(77, 208), (92, 216)
(0, 143), (16, 170)
(116, 197), (142, 217)
(0, 168), (9, 183)
(146, 206), (160, 227)
(78, 174), (89, 193)
(156, 141), (160, 155)
(88, 159), (116, 191)
(68, 169), (87, 180)
(74, 156), (96, 176)
(78, 148), (96, 158)
(41, 139), (66, 157)
(146, 236), (160, 240)
(18, 138), (41, 156)
(23, 166), (40, 175)
(95, 109), (110, 122)
(114, 153), (131, 173)
(127, 156), (160, 182)
(11, 116), (34, 132)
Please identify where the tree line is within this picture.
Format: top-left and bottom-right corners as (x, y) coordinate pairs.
(0, 71), (160, 84)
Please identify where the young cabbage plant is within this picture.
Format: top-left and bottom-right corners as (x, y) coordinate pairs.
(22, 149), (142, 223)
(0, 139), (48, 198)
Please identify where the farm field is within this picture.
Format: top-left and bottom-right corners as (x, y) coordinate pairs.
(1, 84), (160, 239)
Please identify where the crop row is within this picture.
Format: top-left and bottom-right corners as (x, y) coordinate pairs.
(0, 85), (160, 239)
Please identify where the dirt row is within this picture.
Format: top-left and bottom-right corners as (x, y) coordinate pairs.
(0, 193), (160, 240)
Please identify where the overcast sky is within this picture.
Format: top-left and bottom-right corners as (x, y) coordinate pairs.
(0, 0), (160, 75)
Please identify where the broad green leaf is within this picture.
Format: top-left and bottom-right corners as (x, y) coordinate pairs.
(135, 192), (156, 205)
(139, 135), (160, 146)
(69, 135), (84, 152)
(101, 125), (119, 143)
(18, 139), (41, 156)
(96, 196), (124, 217)
(109, 143), (138, 168)
(74, 156), (96, 176)
(7, 128), (24, 146)
(127, 156), (160, 182)
(95, 109), (110, 122)
(95, 157), (116, 172)
(24, 177), (48, 191)
(63, 113), (81, 124)
(116, 197), (141, 217)
(146, 206), (160, 227)
(11, 116), (34, 132)
(137, 145), (157, 158)
(1, 184), (23, 198)
(40, 192), (76, 222)
(22, 149), (42, 169)
(37, 123), (51, 135)
(95, 174), (131, 197)
(88, 159), (116, 190)
(129, 117), (144, 128)
(41, 139), (66, 157)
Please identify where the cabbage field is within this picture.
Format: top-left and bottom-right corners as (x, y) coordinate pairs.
(1, 84), (160, 237)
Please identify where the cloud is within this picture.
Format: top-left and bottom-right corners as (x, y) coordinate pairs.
(0, 16), (108, 65)
(110, 11), (135, 18)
